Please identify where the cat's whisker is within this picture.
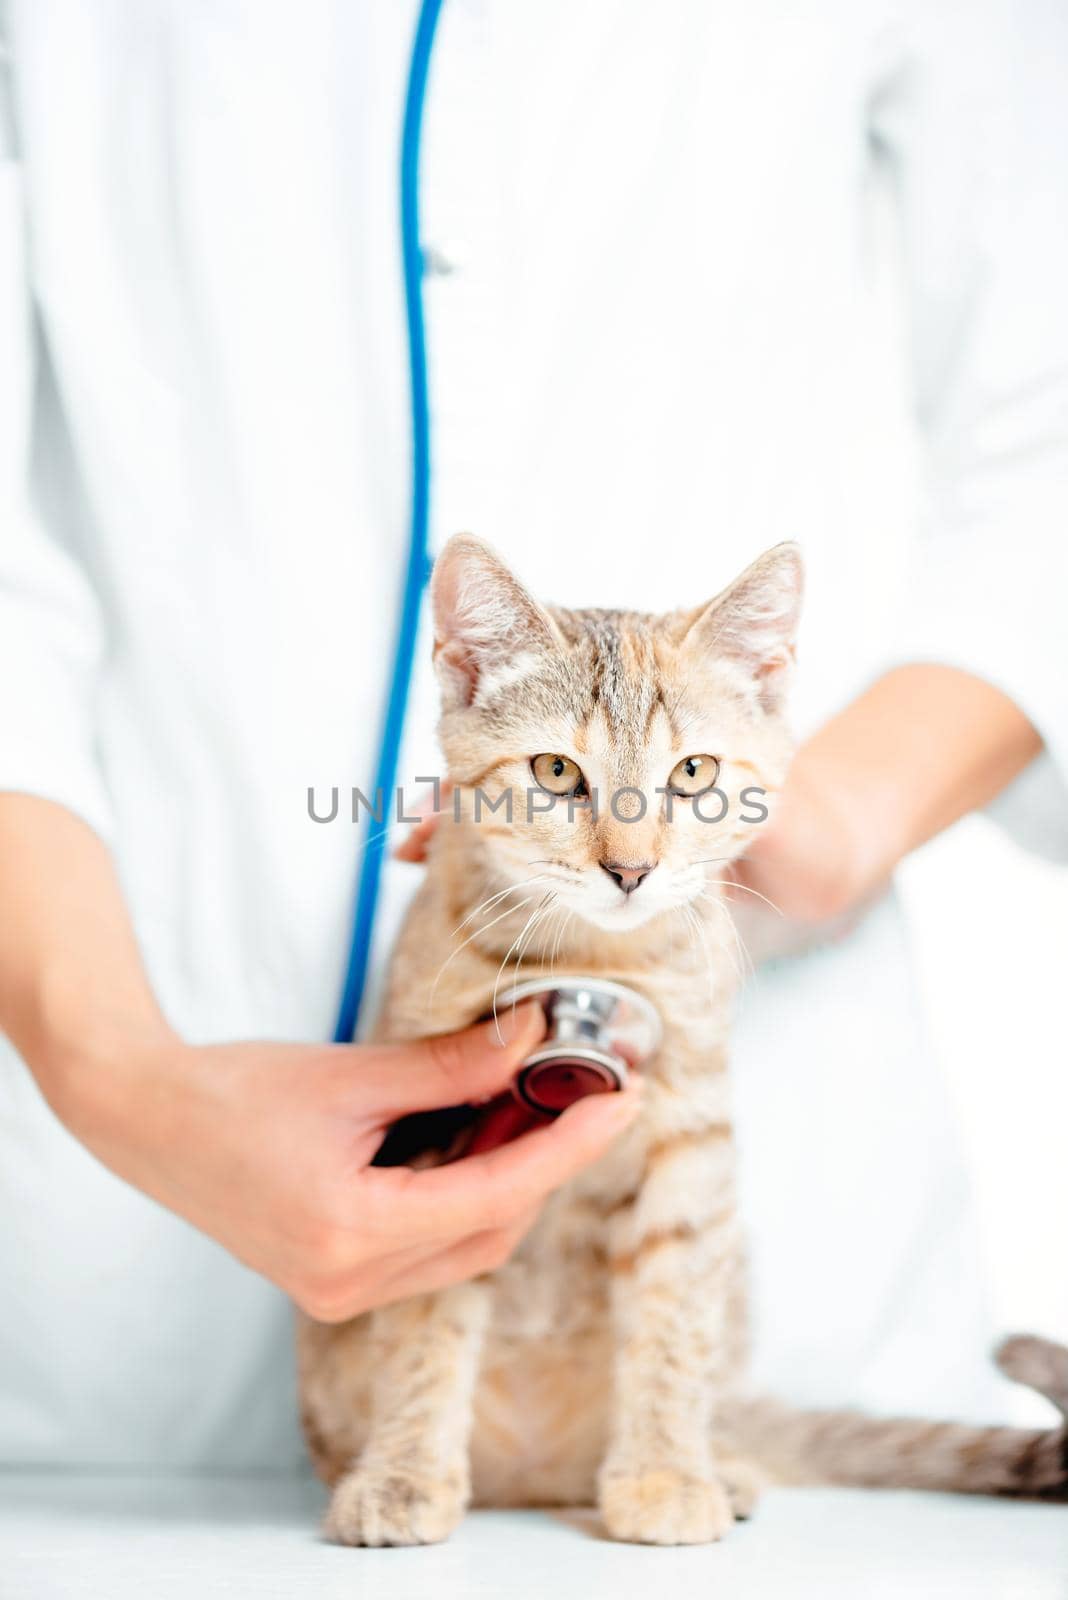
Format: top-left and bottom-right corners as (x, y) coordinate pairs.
(536, 903), (561, 981)
(683, 902), (721, 996)
(529, 897), (562, 977)
(680, 895), (739, 994)
(677, 902), (697, 962)
(452, 874), (550, 936)
(708, 891), (754, 986)
(679, 903), (705, 986)
(511, 893), (557, 1000)
(491, 892), (555, 1039)
(494, 899), (549, 1028)
(697, 877), (785, 979)
(427, 891), (540, 1022)
(453, 881), (529, 935)
(692, 887), (756, 986)
(429, 875), (553, 1018)
(543, 906), (559, 977)
(550, 906), (574, 976)
(701, 876), (786, 920)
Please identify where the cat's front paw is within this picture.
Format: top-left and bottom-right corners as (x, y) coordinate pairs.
(599, 1468), (735, 1545)
(325, 1464), (466, 1547)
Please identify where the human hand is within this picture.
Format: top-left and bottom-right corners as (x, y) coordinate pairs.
(726, 746), (876, 964)
(393, 781), (452, 863)
(62, 1002), (641, 1322)
(727, 664), (1042, 965)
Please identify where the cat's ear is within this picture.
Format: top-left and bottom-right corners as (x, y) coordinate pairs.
(683, 542), (803, 711)
(431, 535), (563, 710)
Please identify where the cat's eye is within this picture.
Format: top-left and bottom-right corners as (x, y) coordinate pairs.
(531, 753), (588, 798)
(667, 754), (721, 797)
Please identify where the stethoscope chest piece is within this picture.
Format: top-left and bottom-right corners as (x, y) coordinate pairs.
(499, 978), (662, 1117)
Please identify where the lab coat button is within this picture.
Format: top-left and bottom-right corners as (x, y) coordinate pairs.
(422, 241), (464, 277)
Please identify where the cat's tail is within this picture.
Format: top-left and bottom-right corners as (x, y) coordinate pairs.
(723, 1334), (1068, 1498)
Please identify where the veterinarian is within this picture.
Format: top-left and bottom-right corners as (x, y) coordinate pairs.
(1, 1), (1065, 1468)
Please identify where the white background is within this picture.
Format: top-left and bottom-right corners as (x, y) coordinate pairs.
(903, 824), (1068, 1405)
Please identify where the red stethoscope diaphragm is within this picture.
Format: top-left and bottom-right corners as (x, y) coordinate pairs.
(497, 978), (662, 1118)
(514, 1051), (626, 1114)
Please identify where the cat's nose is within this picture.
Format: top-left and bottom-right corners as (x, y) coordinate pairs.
(600, 860), (657, 895)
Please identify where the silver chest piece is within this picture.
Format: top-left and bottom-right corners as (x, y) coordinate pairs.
(498, 978), (662, 1117)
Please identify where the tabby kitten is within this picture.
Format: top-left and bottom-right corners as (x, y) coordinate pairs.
(298, 535), (1068, 1546)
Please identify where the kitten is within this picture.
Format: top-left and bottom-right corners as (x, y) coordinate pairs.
(298, 535), (1068, 1546)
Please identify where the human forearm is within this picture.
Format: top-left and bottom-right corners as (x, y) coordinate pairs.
(0, 793), (638, 1316)
(0, 794), (174, 1123)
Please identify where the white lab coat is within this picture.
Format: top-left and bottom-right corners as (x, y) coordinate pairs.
(1, 0), (1066, 1468)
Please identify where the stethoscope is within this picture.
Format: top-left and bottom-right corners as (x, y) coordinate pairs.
(505, 979), (661, 1116)
(333, 0), (662, 1118)
(331, 0), (444, 1048)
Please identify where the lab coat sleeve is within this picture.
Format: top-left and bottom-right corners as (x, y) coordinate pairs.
(0, 41), (113, 841)
(870, 0), (1068, 860)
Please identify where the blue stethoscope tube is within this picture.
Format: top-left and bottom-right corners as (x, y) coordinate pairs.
(333, 0), (445, 1043)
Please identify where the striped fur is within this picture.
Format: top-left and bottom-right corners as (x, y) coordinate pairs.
(298, 538), (1067, 1545)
